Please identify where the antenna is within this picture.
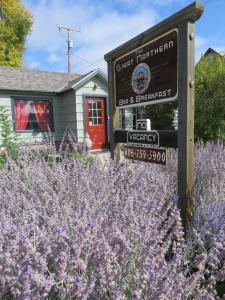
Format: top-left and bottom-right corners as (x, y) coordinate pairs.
(57, 24), (81, 73)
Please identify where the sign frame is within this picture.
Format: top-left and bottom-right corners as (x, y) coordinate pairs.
(113, 29), (178, 109)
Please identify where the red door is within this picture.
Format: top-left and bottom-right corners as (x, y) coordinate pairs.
(85, 97), (106, 150)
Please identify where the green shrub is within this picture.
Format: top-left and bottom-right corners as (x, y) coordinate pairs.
(0, 105), (19, 162)
(195, 55), (225, 142)
(0, 152), (6, 169)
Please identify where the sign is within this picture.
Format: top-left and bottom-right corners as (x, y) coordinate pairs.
(127, 130), (159, 146)
(105, 1), (204, 233)
(136, 119), (151, 131)
(124, 145), (166, 165)
(114, 29), (178, 108)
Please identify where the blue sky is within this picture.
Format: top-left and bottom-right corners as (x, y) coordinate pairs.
(22, 0), (225, 74)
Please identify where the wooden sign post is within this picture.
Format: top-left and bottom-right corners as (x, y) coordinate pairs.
(177, 21), (196, 233)
(105, 1), (204, 233)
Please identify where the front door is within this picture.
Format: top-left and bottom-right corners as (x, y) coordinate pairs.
(85, 97), (106, 150)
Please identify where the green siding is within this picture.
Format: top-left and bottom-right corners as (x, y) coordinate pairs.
(61, 89), (77, 139)
(75, 76), (108, 142)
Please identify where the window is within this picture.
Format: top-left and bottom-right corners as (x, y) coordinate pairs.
(88, 100), (102, 125)
(13, 99), (53, 132)
(122, 108), (137, 130)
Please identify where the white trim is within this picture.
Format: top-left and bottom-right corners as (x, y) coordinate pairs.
(72, 69), (107, 90)
(58, 69), (108, 93)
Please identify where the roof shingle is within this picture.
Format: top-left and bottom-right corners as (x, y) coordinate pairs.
(0, 66), (81, 93)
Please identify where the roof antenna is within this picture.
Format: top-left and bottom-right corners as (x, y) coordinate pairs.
(57, 24), (81, 73)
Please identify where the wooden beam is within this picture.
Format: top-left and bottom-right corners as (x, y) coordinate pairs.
(107, 61), (121, 160)
(177, 21), (195, 233)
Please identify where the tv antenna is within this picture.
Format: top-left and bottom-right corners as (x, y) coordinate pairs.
(57, 24), (81, 73)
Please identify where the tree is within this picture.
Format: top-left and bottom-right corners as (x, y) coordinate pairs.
(0, 0), (32, 67)
(195, 55), (225, 141)
(142, 100), (177, 130)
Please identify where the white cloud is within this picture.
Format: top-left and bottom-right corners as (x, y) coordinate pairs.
(195, 36), (208, 62)
(23, 0), (209, 73)
(75, 9), (158, 73)
(23, 0), (159, 73)
(214, 47), (225, 55)
(196, 36), (208, 49)
(27, 60), (41, 69)
(195, 36), (225, 62)
(46, 53), (60, 64)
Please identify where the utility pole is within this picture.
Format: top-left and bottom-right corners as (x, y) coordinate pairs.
(57, 25), (81, 73)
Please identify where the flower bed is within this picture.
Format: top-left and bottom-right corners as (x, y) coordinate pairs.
(0, 142), (224, 299)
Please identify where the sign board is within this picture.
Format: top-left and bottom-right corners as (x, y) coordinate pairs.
(105, 1), (204, 233)
(127, 130), (159, 146)
(114, 29), (178, 108)
(136, 119), (151, 131)
(124, 145), (166, 165)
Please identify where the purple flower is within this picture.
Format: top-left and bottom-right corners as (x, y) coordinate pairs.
(0, 139), (224, 298)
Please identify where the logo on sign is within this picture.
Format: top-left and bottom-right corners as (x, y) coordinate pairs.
(131, 63), (151, 94)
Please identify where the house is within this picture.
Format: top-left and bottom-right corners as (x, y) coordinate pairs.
(0, 66), (109, 150)
(202, 47), (222, 62)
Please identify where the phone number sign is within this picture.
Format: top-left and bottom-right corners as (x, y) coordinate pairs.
(114, 29), (178, 108)
(124, 145), (166, 165)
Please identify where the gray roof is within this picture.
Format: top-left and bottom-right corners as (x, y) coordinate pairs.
(0, 66), (81, 93)
(59, 71), (93, 93)
(204, 48), (222, 57)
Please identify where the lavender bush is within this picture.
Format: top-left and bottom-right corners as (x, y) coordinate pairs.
(193, 141), (225, 234)
(0, 141), (224, 299)
(166, 141), (225, 298)
(187, 141), (225, 298)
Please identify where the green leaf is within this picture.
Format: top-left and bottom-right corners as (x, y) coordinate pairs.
(0, 0), (32, 67)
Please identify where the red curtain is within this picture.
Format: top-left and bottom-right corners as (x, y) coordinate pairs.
(14, 100), (30, 131)
(33, 102), (50, 131)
